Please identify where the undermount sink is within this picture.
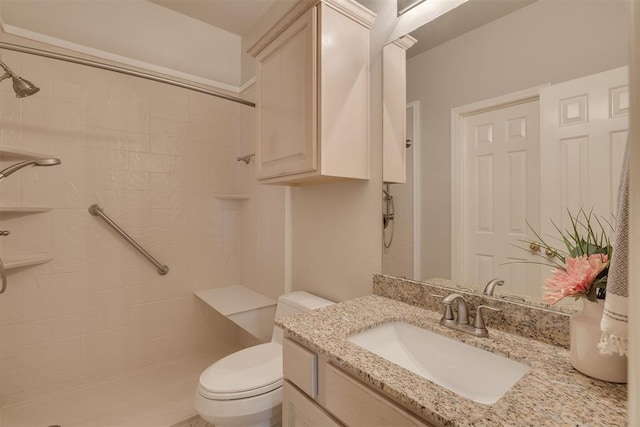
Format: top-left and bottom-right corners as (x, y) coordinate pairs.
(347, 321), (529, 404)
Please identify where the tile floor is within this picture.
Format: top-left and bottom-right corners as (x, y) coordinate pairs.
(1, 347), (239, 427)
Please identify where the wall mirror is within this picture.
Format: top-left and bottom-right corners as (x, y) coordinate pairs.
(397, 0), (427, 16)
(381, 0), (630, 307)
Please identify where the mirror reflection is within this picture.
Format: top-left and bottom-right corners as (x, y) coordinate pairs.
(397, 0), (427, 16)
(382, 0), (630, 303)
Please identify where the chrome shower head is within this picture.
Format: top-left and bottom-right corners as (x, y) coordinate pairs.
(0, 158), (61, 181)
(12, 75), (40, 98)
(0, 59), (40, 98)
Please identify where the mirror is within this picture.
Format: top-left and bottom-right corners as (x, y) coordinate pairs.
(382, 0), (630, 305)
(397, 0), (426, 16)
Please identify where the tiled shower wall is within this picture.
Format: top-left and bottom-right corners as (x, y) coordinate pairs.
(0, 49), (271, 407)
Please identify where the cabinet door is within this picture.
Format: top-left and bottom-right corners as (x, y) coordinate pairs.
(283, 381), (342, 427)
(255, 7), (318, 180)
(323, 364), (432, 426)
(382, 41), (408, 184)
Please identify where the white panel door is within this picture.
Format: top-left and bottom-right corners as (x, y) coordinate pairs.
(462, 100), (540, 296)
(540, 66), (629, 268)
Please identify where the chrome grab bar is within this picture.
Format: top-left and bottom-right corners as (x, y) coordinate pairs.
(0, 230), (9, 294)
(88, 204), (169, 275)
(236, 153), (255, 164)
(0, 257), (6, 294)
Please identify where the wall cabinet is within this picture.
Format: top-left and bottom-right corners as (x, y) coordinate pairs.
(248, 0), (375, 185)
(383, 35), (416, 184)
(282, 337), (433, 427)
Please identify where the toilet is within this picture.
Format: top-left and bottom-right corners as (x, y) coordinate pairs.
(194, 291), (334, 427)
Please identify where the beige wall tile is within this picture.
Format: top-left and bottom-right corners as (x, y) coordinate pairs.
(0, 53), (284, 408)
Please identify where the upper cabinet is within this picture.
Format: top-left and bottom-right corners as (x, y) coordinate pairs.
(383, 35), (416, 184)
(248, 0), (375, 185)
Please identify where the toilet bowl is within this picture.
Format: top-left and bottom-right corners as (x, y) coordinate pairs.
(194, 291), (334, 427)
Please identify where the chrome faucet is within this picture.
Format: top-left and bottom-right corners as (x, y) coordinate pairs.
(441, 293), (470, 325)
(483, 278), (504, 296)
(438, 293), (500, 337)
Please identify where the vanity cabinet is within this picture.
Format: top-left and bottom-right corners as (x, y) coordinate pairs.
(282, 338), (433, 427)
(382, 35), (416, 184)
(248, 0), (375, 185)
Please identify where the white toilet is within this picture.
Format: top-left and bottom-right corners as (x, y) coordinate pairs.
(194, 291), (334, 427)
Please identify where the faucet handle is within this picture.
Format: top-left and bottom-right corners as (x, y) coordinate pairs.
(473, 305), (501, 330)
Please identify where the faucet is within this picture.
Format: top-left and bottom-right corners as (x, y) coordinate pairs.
(483, 278), (504, 296)
(438, 293), (500, 337)
(442, 293), (470, 325)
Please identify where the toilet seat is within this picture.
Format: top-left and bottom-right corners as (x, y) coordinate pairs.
(199, 342), (283, 400)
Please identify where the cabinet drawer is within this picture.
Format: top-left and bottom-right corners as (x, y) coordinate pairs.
(323, 363), (432, 427)
(283, 338), (318, 398)
(283, 381), (343, 427)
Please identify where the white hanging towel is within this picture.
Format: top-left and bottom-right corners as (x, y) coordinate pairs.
(599, 142), (630, 356)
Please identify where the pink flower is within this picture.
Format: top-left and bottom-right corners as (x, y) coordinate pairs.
(543, 254), (609, 304)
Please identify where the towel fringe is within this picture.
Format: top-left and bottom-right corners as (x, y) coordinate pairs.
(598, 332), (628, 357)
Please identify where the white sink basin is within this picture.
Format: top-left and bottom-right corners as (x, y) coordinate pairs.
(347, 321), (529, 404)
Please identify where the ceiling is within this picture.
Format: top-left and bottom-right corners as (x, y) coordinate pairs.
(148, 0), (283, 36)
(0, 0), (537, 89)
(407, 0), (537, 58)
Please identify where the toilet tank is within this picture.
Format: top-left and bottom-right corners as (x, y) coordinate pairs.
(272, 291), (334, 343)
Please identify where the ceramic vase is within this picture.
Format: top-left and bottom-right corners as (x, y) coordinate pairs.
(570, 300), (627, 383)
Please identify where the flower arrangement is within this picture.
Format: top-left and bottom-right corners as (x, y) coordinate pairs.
(524, 209), (612, 305)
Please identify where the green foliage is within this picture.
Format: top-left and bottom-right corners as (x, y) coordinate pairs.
(518, 208), (613, 301)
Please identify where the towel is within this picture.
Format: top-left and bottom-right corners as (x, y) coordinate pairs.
(599, 142), (630, 356)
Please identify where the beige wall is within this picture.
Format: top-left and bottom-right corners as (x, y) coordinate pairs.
(628, 1), (639, 423)
(290, 0), (408, 302)
(407, 0), (630, 280)
(0, 39), (284, 407)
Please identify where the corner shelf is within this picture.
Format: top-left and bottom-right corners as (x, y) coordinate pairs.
(0, 148), (56, 275)
(0, 206), (52, 214)
(2, 256), (53, 270)
(0, 145), (50, 160)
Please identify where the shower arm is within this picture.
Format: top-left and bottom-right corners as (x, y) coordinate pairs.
(0, 60), (15, 81)
(0, 158), (62, 180)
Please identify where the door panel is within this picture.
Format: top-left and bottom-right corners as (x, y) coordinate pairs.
(462, 100), (540, 295)
(540, 66), (628, 267)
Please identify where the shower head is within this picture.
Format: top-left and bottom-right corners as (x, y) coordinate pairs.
(0, 59), (40, 98)
(11, 75), (40, 98)
(0, 158), (61, 181)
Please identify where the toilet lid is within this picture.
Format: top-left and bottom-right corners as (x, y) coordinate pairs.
(199, 342), (283, 400)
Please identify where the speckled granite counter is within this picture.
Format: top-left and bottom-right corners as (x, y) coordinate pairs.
(276, 295), (627, 426)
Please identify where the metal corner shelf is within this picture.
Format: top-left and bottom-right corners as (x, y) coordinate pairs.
(2, 256), (53, 270)
(0, 206), (52, 214)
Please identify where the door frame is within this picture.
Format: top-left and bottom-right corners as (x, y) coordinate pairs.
(450, 85), (547, 282)
(407, 100), (421, 280)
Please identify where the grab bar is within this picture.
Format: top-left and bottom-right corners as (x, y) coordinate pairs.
(0, 257), (6, 294)
(236, 153), (255, 164)
(88, 204), (169, 275)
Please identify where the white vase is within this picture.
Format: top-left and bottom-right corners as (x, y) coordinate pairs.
(570, 300), (627, 383)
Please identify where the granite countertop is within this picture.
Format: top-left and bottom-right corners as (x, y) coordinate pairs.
(276, 294), (627, 426)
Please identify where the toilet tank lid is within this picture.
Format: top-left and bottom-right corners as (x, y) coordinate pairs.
(277, 291), (334, 311)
